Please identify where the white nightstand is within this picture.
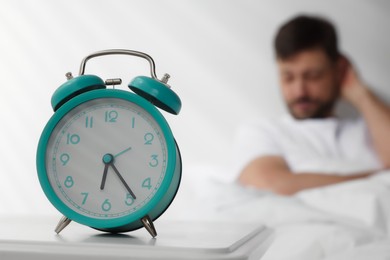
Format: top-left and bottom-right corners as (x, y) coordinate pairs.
(0, 216), (273, 260)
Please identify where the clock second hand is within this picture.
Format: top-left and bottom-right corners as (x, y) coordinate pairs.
(113, 146), (132, 158)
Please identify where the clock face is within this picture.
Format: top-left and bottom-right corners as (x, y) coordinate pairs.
(44, 96), (170, 224)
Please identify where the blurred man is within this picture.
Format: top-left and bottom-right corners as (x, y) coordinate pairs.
(236, 15), (390, 195)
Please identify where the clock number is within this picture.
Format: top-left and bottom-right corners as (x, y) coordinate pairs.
(60, 153), (70, 166)
(142, 177), (152, 190)
(149, 154), (159, 167)
(144, 133), (154, 145)
(105, 110), (118, 123)
(102, 199), (112, 212)
(81, 192), (89, 205)
(125, 194), (135, 206)
(66, 133), (80, 145)
(85, 116), (93, 128)
(64, 176), (74, 188)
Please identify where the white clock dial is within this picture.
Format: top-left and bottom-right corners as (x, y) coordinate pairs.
(45, 98), (168, 219)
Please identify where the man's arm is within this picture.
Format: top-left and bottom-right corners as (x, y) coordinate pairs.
(340, 57), (390, 167)
(238, 156), (373, 195)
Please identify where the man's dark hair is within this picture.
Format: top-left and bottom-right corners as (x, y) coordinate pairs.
(274, 15), (339, 61)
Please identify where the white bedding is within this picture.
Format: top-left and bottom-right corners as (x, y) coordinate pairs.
(163, 165), (390, 260)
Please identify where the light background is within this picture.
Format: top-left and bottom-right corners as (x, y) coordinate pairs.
(0, 0), (389, 216)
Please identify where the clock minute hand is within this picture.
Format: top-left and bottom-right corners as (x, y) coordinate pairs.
(110, 163), (137, 200)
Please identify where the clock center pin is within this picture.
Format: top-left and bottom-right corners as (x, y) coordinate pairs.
(103, 154), (114, 164)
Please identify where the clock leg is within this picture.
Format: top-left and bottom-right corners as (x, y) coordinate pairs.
(141, 215), (157, 238)
(55, 215), (72, 234)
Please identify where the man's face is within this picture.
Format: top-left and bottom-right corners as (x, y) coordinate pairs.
(277, 49), (341, 119)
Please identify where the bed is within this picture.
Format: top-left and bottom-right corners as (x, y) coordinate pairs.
(163, 165), (390, 259)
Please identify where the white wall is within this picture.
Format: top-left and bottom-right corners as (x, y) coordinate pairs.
(0, 0), (389, 215)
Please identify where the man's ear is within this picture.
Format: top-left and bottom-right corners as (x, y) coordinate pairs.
(336, 53), (349, 84)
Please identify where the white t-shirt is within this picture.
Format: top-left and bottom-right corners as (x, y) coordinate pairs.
(230, 115), (383, 181)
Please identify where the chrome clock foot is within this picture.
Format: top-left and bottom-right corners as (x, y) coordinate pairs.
(141, 215), (157, 238)
(55, 215), (72, 234)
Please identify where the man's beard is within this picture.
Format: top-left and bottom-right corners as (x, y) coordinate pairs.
(287, 96), (337, 119)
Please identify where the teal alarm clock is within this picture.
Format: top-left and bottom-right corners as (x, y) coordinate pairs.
(36, 49), (182, 237)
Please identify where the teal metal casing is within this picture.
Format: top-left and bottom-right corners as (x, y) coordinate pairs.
(51, 75), (106, 111)
(129, 76), (182, 115)
(37, 89), (182, 232)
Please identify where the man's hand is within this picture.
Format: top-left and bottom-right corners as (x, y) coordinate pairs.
(339, 55), (369, 107)
(338, 55), (390, 167)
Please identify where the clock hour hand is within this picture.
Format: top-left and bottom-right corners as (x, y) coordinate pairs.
(110, 163), (137, 200)
(100, 163), (109, 190)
